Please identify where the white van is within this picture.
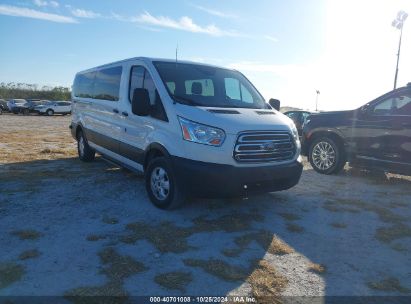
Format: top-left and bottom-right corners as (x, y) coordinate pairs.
(70, 57), (303, 209)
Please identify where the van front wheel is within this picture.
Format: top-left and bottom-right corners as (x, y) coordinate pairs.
(145, 157), (185, 210)
(77, 130), (95, 162)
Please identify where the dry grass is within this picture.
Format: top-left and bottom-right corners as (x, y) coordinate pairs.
(10, 229), (42, 240)
(154, 271), (192, 292)
(375, 224), (411, 243)
(86, 234), (107, 242)
(65, 247), (147, 300)
(0, 115), (76, 163)
(286, 223), (304, 233)
(191, 212), (264, 233)
(324, 198), (406, 224)
(221, 248), (243, 258)
(0, 262), (25, 289)
(121, 221), (194, 253)
(279, 212), (301, 221)
(307, 263), (327, 275)
(102, 217), (119, 225)
(121, 213), (264, 254)
(247, 260), (288, 304)
(330, 222), (347, 229)
(367, 277), (410, 293)
(183, 259), (247, 282)
(19, 249), (40, 260)
(98, 247), (147, 282)
(235, 231), (294, 256)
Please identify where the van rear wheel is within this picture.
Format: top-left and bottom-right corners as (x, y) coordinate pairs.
(77, 130), (95, 162)
(145, 156), (185, 210)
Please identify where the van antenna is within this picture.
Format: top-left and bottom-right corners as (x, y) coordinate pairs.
(175, 44), (178, 63)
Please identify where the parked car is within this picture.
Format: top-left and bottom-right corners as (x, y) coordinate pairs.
(7, 99), (27, 114)
(0, 99), (7, 111)
(34, 101), (72, 115)
(0, 99), (7, 113)
(284, 110), (313, 137)
(301, 83), (411, 175)
(70, 57), (303, 209)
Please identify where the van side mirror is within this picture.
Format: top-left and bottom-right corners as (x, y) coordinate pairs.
(269, 98), (281, 111)
(132, 88), (151, 116)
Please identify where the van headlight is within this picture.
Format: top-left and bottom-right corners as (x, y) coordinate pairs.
(178, 117), (225, 146)
(290, 123), (299, 141)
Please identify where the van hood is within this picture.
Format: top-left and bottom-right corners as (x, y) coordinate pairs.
(175, 104), (294, 135)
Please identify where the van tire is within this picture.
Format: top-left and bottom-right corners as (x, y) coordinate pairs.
(77, 130), (95, 162)
(145, 156), (185, 210)
(46, 109), (54, 116)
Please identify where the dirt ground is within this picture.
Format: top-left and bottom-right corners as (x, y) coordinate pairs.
(1, 114), (410, 301)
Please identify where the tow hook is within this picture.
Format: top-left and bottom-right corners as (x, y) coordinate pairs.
(243, 184), (248, 200)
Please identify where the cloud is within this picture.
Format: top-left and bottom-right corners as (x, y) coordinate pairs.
(133, 11), (240, 37)
(70, 8), (100, 19)
(33, 0), (59, 8)
(0, 4), (77, 23)
(264, 35), (279, 43)
(190, 4), (237, 19)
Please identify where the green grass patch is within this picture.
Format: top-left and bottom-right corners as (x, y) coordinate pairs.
(154, 271), (192, 292)
(0, 262), (25, 289)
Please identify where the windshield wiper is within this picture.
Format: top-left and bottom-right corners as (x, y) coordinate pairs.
(171, 94), (199, 106)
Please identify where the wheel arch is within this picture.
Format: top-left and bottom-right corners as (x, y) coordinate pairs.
(306, 129), (346, 157)
(143, 143), (171, 170)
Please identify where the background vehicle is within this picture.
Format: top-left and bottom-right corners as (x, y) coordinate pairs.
(34, 101), (71, 115)
(7, 99), (27, 114)
(302, 83), (411, 175)
(70, 57), (302, 210)
(284, 110), (313, 137)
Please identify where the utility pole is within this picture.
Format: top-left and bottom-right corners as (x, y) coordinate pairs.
(392, 11), (408, 89)
(315, 90), (320, 111)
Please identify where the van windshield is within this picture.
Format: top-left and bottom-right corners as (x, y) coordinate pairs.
(154, 61), (269, 109)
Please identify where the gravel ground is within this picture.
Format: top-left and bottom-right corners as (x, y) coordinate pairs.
(0, 114), (410, 301)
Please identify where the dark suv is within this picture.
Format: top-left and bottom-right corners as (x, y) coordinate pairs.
(301, 83), (411, 175)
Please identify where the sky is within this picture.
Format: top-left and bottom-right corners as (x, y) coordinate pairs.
(0, 0), (410, 111)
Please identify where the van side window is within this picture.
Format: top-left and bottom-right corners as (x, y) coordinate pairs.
(94, 66), (122, 101)
(74, 72), (95, 98)
(129, 66), (168, 122)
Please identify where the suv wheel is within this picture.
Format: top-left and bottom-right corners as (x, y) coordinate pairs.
(145, 156), (185, 210)
(77, 130), (95, 162)
(309, 137), (345, 174)
(46, 109), (54, 116)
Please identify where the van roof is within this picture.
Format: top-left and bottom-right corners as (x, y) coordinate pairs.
(77, 57), (233, 75)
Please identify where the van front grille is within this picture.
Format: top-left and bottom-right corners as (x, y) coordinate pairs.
(233, 131), (296, 163)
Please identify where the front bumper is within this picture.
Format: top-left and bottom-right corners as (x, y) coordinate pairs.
(172, 157), (303, 198)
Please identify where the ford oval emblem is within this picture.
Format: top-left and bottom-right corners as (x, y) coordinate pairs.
(261, 142), (277, 151)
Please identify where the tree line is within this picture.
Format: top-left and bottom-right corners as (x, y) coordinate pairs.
(0, 82), (71, 101)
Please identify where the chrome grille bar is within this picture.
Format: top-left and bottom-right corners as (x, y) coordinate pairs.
(233, 131), (296, 163)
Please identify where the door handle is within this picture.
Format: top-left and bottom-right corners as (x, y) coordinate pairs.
(122, 111), (129, 117)
(113, 109), (119, 113)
